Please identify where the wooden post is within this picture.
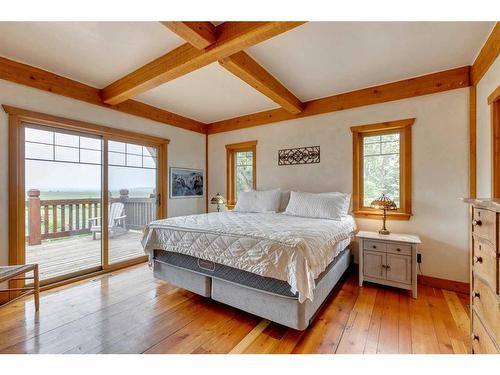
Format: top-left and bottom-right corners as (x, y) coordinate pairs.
(28, 189), (41, 246)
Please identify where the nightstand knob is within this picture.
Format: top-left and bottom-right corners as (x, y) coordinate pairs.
(472, 219), (482, 226)
(372, 245), (377, 249)
(473, 256), (483, 264)
(396, 248), (401, 252)
(473, 291), (480, 299)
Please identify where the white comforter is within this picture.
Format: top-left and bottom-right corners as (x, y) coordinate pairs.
(142, 212), (356, 302)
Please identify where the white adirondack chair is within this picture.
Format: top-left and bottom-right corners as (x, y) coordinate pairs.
(89, 202), (127, 240)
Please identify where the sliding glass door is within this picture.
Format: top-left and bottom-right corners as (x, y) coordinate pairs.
(17, 116), (166, 285)
(107, 140), (158, 265)
(24, 125), (103, 282)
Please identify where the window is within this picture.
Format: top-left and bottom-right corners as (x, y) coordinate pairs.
(226, 140), (257, 207)
(351, 118), (414, 219)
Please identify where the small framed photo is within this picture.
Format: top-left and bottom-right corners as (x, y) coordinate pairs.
(170, 167), (204, 198)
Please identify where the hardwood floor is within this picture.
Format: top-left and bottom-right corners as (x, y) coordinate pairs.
(0, 263), (470, 354)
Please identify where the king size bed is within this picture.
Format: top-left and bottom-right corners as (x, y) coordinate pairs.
(141, 190), (356, 330)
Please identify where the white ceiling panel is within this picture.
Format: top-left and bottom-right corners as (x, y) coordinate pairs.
(135, 63), (278, 123)
(0, 22), (185, 87)
(247, 22), (495, 101)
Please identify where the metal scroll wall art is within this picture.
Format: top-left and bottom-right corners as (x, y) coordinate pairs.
(278, 146), (320, 166)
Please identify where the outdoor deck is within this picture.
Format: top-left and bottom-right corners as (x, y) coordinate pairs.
(26, 231), (145, 280)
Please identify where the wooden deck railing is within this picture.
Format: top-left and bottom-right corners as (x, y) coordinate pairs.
(26, 189), (156, 246)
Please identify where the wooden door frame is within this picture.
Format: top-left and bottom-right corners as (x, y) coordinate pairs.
(488, 85), (500, 198)
(3, 105), (169, 293)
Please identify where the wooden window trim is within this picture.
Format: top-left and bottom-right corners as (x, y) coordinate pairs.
(351, 118), (415, 220)
(225, 140), (257, 208)
(3, 105), (169, 293)
(489, 85), (500, 198)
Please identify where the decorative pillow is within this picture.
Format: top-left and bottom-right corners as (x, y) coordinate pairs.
(284, 191), (351, 219)
(233, 189), (282, 213)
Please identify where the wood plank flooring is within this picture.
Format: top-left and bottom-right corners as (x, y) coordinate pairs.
(0, 264), (470, 354)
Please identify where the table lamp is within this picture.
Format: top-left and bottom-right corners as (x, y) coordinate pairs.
(210, 193), (226, 212)
(370, 194), (397, 235)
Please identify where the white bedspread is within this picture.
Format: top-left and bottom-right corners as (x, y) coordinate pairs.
(142, 212), (356, 302)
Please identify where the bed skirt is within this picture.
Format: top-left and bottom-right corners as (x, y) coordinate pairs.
(152, 248), (352, 330)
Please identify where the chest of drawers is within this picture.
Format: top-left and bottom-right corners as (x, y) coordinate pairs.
(465, 199), (500, 354)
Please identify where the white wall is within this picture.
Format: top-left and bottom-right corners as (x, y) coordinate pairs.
(0, 80), (207, 267)
(476, 55), (500, 197)
(208, 89), (470, 283)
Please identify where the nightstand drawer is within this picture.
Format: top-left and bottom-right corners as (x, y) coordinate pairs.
(387, 242), (412, 256)
(364, 240), (386, 252)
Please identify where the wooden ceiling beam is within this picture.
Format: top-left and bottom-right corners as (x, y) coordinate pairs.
(0, 56), (207, 133)
(219, 51), (303, 114)
(161, 22), (217, 49)
(471, 22), (500, 85)
(207, 66), (471, 134)
(101, 22), (305, 105)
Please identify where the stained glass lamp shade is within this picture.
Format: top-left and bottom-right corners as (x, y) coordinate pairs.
(370, 194), (397, 235)
(210, 193), (226, 212)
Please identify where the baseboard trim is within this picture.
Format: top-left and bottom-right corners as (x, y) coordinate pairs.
(417, 275), (469, 295)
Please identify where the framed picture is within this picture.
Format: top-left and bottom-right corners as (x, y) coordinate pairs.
(170, 167), (204, 198)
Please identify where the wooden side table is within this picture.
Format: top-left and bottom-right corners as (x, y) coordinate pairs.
(0, 264), (40, 310)
(357, 231), (421, 298)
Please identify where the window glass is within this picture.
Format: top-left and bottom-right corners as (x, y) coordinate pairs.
(25, 142), (53, 160)
(80, 149), (101, 164)
(126, 143), (142, 155)
(108, 151), (125, 166)
(80, 137), (102, 150)
(55, 146), (79, 163)
(25, 128), (53, 144)
(235, 151), (253, 200)
(362, 132), (400, 207)
(108, 141), (125, 153)
(126, 154), (142, 168)
(55, 133), (79, 147)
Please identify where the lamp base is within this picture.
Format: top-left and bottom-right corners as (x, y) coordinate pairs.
(378, 229), (391, 235)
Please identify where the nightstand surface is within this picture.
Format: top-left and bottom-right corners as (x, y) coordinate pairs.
(356, 230), (421, 244)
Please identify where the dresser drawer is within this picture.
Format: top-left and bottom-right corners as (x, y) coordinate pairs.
(472, 208), (497, 245)
(472, 276), (500, 345)
(386, 242), (412, 256)
(363, 240), (386, 252)
(473, 238), (499, 294)
(472, 312), (499, 354)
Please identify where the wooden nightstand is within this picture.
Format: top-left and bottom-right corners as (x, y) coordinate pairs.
(357, 231), (421, 298)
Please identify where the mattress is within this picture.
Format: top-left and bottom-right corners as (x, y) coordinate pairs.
(142, 211), (356, 302)
(153, 238), (351, 299)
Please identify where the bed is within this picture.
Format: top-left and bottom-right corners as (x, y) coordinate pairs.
(142, 211), (356, 330)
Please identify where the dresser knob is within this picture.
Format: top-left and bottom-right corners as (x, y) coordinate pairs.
(396, 248), (401, 252)
(471, 333), (479, 341)
(372, 245), (377, 249)
(473, 291), (480, 299)
(472, 219), (482, 226)
(473, 256), (483, 264)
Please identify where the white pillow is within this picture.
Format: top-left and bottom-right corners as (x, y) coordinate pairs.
(318, 191), (352, 216)
(284, 191), (351, 220)
(233, 189), (281, 213)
